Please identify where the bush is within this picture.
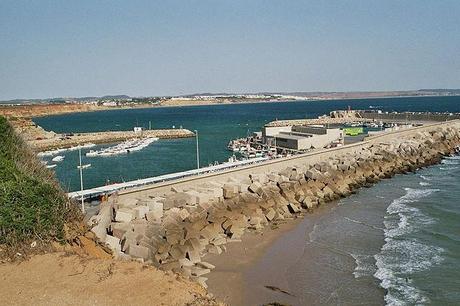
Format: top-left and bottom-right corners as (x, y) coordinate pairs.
(0, 116), (81, 250)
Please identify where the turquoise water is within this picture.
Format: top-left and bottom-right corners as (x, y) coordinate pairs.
(34, 96), (460, 305)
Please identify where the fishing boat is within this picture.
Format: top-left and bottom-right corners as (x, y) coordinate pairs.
(46, 164), (57, 169)
(51, 155), (65, 162)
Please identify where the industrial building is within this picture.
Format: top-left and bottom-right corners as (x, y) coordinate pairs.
(263, 125), (343, 151)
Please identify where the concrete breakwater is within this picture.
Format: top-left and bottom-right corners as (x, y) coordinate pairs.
(89, 122), (460, 288)
(29, 129), (195, 151)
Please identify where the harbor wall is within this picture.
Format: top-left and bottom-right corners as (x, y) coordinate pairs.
(88, 120), (460, 287)
(29, 129), (195, 151)
(359, 111), (460, 122)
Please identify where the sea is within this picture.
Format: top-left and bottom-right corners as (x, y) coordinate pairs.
(34, 96), (460, 305)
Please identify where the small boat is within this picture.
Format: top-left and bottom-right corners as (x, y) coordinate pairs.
(86, 137), (158, 157)
(77, 164), (91, 169)
(51, 155), (65, 162)
(46, 164), (57, 169)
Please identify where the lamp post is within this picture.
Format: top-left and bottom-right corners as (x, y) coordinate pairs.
(194, 130), (200, 169)
(77, 146), (91, 213)
(78, 147), (85, 213)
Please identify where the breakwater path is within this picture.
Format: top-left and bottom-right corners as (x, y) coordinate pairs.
(88, 120), (460, 288)
(29, 129), (195, 151)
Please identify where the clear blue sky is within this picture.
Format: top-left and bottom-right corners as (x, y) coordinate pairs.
(1, 0), (459, 100)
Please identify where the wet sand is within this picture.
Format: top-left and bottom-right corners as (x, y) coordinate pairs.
(205, 181), (400, 306)
(204, 216), (305, 305)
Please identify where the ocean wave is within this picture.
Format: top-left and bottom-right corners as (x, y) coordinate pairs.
(419, 175), (431, 181)
(441, 159), (460, 165)
(351, 253), (376, 278)
(439, 166), (459, 171)
(375, 188), (444, 305)
(419, 181), (431, 186)
(385, 188), (438, 237)
(374, 239), (444, 305)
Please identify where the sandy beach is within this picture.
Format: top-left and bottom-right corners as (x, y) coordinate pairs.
(203, 180), (401, 305)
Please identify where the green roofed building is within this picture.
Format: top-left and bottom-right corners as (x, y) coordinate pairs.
(343, 127), (364, 136)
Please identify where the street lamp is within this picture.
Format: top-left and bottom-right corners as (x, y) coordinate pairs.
(194, 130), (200, 169)
(77, 146), (91, 213)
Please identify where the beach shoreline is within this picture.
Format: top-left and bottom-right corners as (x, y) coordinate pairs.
(204, 183), (397, 305)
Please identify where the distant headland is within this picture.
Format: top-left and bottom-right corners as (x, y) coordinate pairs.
(1, 89), (460, 107)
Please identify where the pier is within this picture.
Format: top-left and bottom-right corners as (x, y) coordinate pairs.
(29, 128), (195, 151)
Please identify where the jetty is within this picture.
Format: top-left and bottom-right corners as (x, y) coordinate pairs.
(267, 109), (460, 127)
(28, 128), (194, 151)
(88, 119), (460, 287)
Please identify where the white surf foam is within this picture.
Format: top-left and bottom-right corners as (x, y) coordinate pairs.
(351, 253), (376, 278)
(374, 239), (444, 305)
(374, 188), (444, 305)
(385, 188), (438, 238)
(419, 174), (431, 181)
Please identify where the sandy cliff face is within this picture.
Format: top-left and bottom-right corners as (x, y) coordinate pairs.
(0, 103), (102, 118)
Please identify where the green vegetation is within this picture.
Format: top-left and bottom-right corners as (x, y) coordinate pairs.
(0, 116), (80, 253)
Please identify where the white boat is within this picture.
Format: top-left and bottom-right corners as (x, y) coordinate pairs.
(77, 164), (91, 169)
(46, 164), (57, 169)
(37, 143), (96, 157)
(51, 155), (65, 162)
(86, 137), (158, 157)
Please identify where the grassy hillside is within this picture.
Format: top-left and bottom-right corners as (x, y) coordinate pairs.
(0, 116), (81, 255)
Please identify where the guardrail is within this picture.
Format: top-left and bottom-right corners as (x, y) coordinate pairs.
(67, 157), (268, 200)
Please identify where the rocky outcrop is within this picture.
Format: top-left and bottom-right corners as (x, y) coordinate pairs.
(88, 124), (460, 287)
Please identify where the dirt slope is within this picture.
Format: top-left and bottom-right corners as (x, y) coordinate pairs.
(0, 253), (218, 306)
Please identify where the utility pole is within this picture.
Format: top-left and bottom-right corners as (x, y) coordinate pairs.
(194, 130), (200, 169)
(149, 121), (152, 130)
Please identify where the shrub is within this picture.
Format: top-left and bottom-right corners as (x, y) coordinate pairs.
(0, 116), (81, 252)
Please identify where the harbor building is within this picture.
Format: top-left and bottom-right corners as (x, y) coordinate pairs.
(263, 125), (343, 151)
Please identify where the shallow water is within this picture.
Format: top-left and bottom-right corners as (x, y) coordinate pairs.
(240, 158), (460, 305)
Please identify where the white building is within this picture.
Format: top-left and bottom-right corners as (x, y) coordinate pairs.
(263, 125), (343, 151)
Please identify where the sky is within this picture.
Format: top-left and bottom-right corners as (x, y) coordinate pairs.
(0, 0), (459, 100)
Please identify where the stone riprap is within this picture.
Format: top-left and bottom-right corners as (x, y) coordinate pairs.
(88, 122), (460, 288)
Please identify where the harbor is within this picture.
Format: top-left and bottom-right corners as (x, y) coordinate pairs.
(28, 128), (194, 151)
(65, 108), (457, 205)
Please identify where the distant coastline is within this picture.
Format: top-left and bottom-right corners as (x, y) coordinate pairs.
(1, 90), (460, 120)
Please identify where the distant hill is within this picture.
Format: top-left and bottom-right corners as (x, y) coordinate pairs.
(1, 89), (459, 104)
